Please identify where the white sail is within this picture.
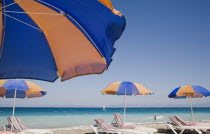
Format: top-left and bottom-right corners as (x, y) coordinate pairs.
(102, 104), (106, 110)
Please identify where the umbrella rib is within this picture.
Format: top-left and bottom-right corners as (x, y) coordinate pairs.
(0, 0), (7, 60)
(36, 0), (106, 59)
(1, 0), (23, 9)
(3, 11), (62, 16)
(2, 13), (42, 32)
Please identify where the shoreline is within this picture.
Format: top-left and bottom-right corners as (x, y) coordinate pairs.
(36, 120), (210, 134)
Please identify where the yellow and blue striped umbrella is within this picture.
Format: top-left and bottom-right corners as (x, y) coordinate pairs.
(0, 79), (46, 98)
(0, 0), (126, 82)
(0, 79), (46, 131)
(102, 81), (153, 123)
(102, 81), (153, 95)
(168, 85), (210, 122)
(168, 85), (210, 98)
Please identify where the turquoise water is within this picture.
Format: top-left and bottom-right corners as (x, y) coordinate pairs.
(0, 107), (210, 128)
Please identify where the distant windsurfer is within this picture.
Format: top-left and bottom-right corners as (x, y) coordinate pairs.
(103, 104), (106, 110)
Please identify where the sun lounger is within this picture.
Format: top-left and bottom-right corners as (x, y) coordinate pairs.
(91, 118), (149, 134)
(112, 113), (157, 134)
(113, 113), (135, 129)
(90, 118), (126, 134)
(175, 116), (210, 126)
(174, 116), (195, 126)
(166, 116), (210, 134)
(4, 117), (52, 134)
(3, 117), (27, 132)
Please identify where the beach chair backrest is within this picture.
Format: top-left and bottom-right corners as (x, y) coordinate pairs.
(169, 116), (183, 127)
(16, 117), (27, 130)
(174, 116), (187, 125)
(114, 113), (124, 128)
(7, 117), (27, 131)
(7, 117), (22, 131)
(175, 116), (195, 126)
(94, 119), (114, 130)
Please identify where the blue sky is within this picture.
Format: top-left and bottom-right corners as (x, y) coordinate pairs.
(1, 0), (210, 107)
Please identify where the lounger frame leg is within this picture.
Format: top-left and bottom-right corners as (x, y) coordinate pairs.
(180, 129), (185, 134)
(2, 125), (6, 131)
(195, 128), (202, 134)
(90, 125), (99, 134)
(167, 124), (178, 134)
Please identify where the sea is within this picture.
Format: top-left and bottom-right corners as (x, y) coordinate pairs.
(0, 107), (209, 128)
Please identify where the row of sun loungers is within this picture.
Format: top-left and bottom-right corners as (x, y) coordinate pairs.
(91, 114), (210, 134)
(2, 114), (210, 134)
(90, 113), (158, 134)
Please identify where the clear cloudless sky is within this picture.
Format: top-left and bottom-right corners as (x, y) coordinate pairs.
(1, 0), (210, 107)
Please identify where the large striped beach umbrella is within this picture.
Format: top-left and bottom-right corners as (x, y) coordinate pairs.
(0, 0), (126, 82)
(0, 79), (46, 131)
(168, 85), (210, 122)
(102, 81), (153, 123)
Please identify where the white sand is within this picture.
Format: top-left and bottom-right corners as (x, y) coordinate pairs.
(42, 120), (210, 134)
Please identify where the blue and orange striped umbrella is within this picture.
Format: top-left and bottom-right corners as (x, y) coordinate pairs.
(0, 79), (46, 98)
(102, 81), (153, 123)
(0, 79), (46, 131)
(168, 85), (210, 99)
(102, 81), (153, 95)
(0, 0), (126, 82)
(168, 85), (210, 122)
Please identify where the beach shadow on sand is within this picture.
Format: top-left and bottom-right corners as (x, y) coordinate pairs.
(84, 130), (206, 134)
(85, 133), (106, 134)
(157, 129), (204, 134)
(85, 133), (107, 134)
(85, 133), (114, 134)
(84, 130), (204, 134)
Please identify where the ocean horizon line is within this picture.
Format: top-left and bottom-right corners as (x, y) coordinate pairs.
(0, 106), (210, 108)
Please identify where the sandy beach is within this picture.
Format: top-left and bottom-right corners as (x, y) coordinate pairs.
(43, 120), (210, 134)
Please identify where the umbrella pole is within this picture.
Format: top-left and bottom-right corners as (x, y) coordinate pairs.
(190, 96), (194, 123)
(124, 92), (126, 125)
(11, 89), (17, 132)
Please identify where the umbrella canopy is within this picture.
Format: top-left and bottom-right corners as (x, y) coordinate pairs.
(168, 85), (210, 122)
(102, 81), (153, 123)
(0, 0), (126, 82)
(102, 81), (153, 95)
(168, 85), (210, 98)
(0, 79), (47, 98)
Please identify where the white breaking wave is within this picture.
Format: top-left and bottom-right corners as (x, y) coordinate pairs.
(147, 115), (164, 119)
